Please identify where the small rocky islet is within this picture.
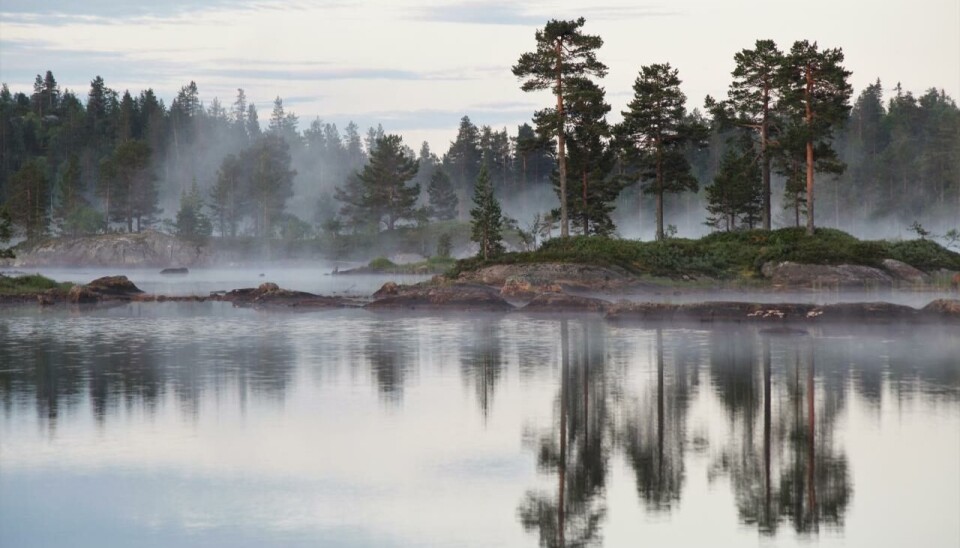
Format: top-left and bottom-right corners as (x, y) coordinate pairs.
(4, 268), (959, 325)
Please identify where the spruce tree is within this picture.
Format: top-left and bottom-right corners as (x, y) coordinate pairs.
(8, 159), (50, 240)
(513, 17), (607, 238)
(427, 168), (458, 221)
(470, 165), (504, 260)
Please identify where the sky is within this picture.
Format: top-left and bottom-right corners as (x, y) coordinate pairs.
(1, 0), (958, 151)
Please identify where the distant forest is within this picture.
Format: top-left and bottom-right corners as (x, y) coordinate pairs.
(1, 28), (958, 246)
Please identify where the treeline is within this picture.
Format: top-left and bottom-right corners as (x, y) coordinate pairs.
(1, 20), (958, 248)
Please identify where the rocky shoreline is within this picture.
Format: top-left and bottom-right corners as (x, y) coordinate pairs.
(4, 274), (959, 325)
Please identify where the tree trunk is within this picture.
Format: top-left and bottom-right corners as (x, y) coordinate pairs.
(555, 39), (569, 238)
(805, 63), (816, 236)
(582, 169), (588, 235)
(656, 140), (664, 241)
(761, 81), (772, 230)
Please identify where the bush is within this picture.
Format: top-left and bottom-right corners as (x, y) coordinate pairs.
(367, 257), (396, 271)
(0, 273), (73, 295)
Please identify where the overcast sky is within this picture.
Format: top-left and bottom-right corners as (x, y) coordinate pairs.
(2, 0), (958, 150)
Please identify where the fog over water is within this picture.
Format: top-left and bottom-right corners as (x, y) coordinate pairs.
(1, 305), (958, 547)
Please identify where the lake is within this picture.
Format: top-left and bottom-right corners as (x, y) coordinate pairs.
(1, 285), (958, 546)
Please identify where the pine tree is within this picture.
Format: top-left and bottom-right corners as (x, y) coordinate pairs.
(513, 17), (607, 237)
(427, 168), (458, 220)
(470, 165), (504, 260)
(563, 77), (619, 235)
(720, 39), (784, 230)
(620, 63), (705, 240)
(445, 116), (482, 217)
(779, 40), (852, 235)
(335, 134), (419, 231)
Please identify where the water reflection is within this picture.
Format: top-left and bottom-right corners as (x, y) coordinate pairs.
(518, 320), (608, 547)
(0, 307), (958, 547)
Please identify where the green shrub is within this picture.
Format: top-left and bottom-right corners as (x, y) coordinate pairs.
(0, 273), (73, 295)
(367, 257), (397, 271)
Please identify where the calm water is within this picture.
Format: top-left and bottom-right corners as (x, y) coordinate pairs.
(1, 303), (958, 547)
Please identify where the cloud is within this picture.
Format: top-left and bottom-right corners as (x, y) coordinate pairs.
(408, 1), (680, 25)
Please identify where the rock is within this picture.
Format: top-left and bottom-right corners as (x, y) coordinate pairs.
(160, 267), (189, 275)
(66, 275), (143, 304)
(500, 275), (563, 299)
(10, 230), (210, 268)
(37, 288), (60, 306)
(881, 259), (931, 284)
(67, 285), (100, 304)
(373, 281), (400, 298)
(459, 263), (633, 291)
(761, 261), (893, 288)
(87, 276), (144, 296)
(221, 281), (348, 309)
(520, 292), (610, 313)
(922, 299), (960, 319)
(365, 283), (514, 312)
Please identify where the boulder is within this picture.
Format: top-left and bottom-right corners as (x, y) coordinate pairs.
(881, 259), (931, 284)
(520, 292), (609, 313)
(500, 275), (563, 299)
(373, 281), (400, 298)
(365, 283), (514, 311)
(67, 285), (100, 304)
(922, 299), (960, 319)
(761, 261), (893, 288)
(66, 275), (143, 304)
(87, 276), (144, 296)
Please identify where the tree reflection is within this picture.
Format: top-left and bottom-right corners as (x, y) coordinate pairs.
(710, 332), (852, 535)
(461, 319), (504, 419)
(0, 316), (297, 426)
(518, 319), (609, 547)
(621, 329), (690, 512)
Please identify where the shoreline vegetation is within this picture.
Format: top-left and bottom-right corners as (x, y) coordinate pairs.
(3, 227), (959, 322)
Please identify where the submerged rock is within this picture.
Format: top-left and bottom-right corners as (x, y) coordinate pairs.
(365, 283), (514, 311)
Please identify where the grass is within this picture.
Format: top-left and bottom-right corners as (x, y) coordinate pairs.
(449, 228), (960, 280)
(364, 255), (457, 275)
(0, 273), (74, 295)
